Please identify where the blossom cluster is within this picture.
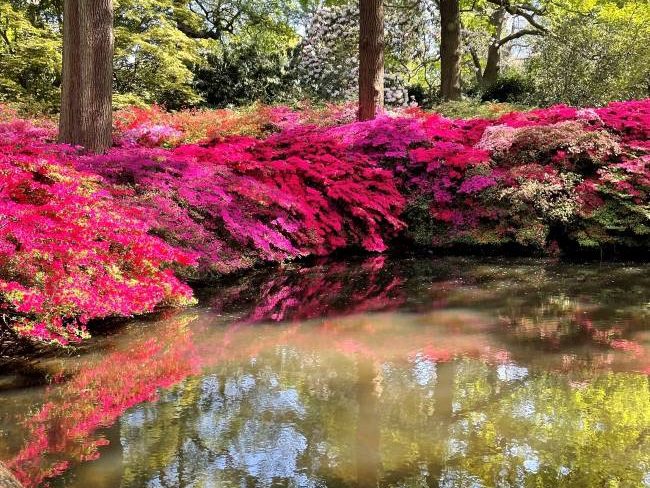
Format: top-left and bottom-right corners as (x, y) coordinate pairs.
(0, 120), (196, 344)
(387, 100), (650, 252)
(1, 98), (648, 345)
(77, 127), (406, 275)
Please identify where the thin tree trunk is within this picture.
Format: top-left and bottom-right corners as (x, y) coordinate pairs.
(358, 0), (384, 121)
(440, 0), (462, 101)
(482, 44), (501, 88)
(59, 0), (114, 153)
(427, 361), (456, 483)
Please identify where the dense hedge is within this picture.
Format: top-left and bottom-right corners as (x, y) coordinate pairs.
(0, 99), (648, 344)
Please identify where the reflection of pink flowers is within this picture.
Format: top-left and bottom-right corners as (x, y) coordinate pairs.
(210, 257), (405, 324)
(610, 339), (644, 357)
(7, 318), (199, 488)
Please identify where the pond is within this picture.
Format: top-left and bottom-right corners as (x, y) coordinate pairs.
(1, 257), (649, 488)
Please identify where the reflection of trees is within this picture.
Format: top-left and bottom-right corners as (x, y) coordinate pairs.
(115, 348), (347, 487)
(356, 358), (381, 488)
(91, 347), (650, 487)
(444, 361), (650, 487)
(2, 257), (650, 486)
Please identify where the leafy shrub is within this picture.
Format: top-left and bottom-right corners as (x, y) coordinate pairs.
(0, 120), (196, 344)
(78, 127), (406, 275)
(481, 71), (534, 104)
(194, 45), (291, 108)
(430, 100), (525, 119)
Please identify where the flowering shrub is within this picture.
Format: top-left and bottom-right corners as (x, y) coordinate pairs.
(112, 102), (360, 146)
(0, 99), (648, 346)
(0, 121), (196, 344)
(387, 99), (650, 252)
(78, 127), (406, 275)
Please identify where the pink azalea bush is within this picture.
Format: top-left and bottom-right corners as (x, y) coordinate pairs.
(77, 127), (406, 275)
(1, 98), (649, 345)
(0, 120), (196, 344)
(377, 100), (650, 252)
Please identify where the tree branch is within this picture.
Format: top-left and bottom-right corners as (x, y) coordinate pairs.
(485, 0), (547, 32)
(496, 27), (545, 46)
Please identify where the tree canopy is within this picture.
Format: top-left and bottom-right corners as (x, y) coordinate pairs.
(0, 0), (648, 110)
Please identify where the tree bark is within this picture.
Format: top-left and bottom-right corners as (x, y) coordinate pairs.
(358, 0), (384, 121)
(481, 7), (506, 88)
(440, 0), (462, 101)
(59, 0), (114, 153)
(482, 44), (501, 88)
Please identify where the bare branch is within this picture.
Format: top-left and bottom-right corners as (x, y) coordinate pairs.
(496, 27), (545, 46)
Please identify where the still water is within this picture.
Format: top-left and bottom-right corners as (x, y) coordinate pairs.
(1, 257), (650, 488)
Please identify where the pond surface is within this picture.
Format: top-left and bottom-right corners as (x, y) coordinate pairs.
(1, 257), (650, 488)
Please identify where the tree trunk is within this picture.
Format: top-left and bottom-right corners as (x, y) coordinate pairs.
(440, 0), (462, 101)
(59, 0), (114, 153)
(481, 7), (506, 88)
(482, 44), (501, 88)
(358, 0), (384, 121)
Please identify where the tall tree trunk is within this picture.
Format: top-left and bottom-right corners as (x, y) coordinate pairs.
(358, 0), (384, 121)
(59, 0), (114, 153)
(440, 0), (462, 101)
(481, 7), (506, 88)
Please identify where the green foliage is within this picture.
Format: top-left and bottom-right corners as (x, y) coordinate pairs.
(194, 44), (291, 107)
(112, 0), (209, 109)
(1, 0), (649, 110)
(193, 15), (299, 107)
(0, 2), (61, 112)
(0, 0), (301, 110)
(527, 1), (650, 106)
(481, 70), (535, 104)
(431, 99), (527, 119)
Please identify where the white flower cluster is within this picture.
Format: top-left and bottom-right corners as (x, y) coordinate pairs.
(385, 73), (410, 106)
(295, 3), (413, 106)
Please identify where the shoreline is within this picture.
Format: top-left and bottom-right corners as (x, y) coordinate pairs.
(2, 250), (650, 368)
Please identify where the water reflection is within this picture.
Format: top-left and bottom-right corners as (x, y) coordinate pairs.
(0, 257), (649, 487)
